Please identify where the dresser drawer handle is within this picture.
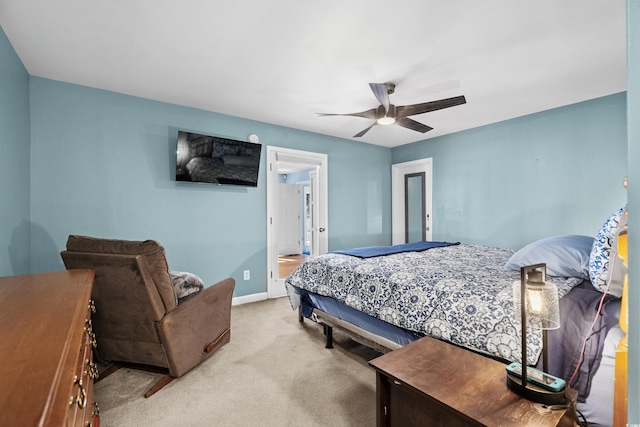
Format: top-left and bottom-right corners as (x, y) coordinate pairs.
(84, 321), (97, 348)
(86, 359), (99, 379)
(69, 375), (88, 409)
(393, 380), (402, 386)
(87, 402), (100, 427)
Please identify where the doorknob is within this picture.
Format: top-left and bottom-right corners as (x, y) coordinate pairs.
(319, 227), (326, 232)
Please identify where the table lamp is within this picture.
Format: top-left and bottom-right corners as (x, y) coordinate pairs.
(506, 263), (566, 404)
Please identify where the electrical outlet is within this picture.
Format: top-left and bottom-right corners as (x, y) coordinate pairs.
(243, 270), (250, 281)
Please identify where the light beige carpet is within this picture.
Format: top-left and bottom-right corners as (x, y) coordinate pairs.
(94, 297), (381, 426)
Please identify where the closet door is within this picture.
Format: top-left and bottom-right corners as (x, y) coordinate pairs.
(392, 158), (432, 245)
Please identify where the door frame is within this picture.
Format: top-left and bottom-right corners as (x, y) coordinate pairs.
(392, 158), (433, 245)
(266, 146), (328, 298)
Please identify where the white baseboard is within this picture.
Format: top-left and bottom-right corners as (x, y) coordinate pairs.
(232, 292), (268, 306)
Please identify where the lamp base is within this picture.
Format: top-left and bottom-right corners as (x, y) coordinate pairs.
(506, 374), (567, 405)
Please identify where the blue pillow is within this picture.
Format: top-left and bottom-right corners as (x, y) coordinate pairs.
(505, 235), (594, 279)
(588, 206), (626, 296)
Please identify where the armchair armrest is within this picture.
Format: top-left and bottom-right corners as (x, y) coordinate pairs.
(157, 277), (235, 377)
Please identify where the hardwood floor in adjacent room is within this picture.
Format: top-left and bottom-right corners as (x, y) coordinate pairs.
(278, 254), (308, 279)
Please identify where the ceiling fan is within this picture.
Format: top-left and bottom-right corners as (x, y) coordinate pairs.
(317, 82), (467, 138)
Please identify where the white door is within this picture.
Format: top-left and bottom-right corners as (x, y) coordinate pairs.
(392, 158), (433, 245)
(278, 184), (302, 255)
(266, 146), (328, 298)
(309, 170), (328, 255)
(309, 171), (320, 256)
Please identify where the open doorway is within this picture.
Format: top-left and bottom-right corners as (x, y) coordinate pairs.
(266, 146), (328, 298)
(277, 173), (310, 278)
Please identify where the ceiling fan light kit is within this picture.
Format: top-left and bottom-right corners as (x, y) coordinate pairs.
(317, 81), (466, 138)
(377, 116), (396, 125)
(377, 103), (397, 125)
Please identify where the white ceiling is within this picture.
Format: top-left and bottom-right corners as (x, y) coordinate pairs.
(0, 0), (627, 148)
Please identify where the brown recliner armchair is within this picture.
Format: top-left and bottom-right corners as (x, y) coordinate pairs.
(61, 235), (235, 397)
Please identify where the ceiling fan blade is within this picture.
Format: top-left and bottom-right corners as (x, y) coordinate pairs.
(395, 117), (433, 133)
(396, 95), (467, 117)
(315, 108), (377, 120)
(369, 83), (390, 113)
(354, 123), (376, 137)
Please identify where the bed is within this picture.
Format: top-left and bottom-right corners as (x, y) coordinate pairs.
(285, 207), (628, 427)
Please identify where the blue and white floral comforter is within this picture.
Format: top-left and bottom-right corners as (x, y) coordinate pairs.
(285, 244), (582, 365)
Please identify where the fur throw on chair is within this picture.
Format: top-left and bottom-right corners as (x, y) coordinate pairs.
(169, 270), (205, 303)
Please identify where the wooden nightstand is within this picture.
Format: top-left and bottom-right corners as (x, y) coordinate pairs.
(369, 336), (577, 427)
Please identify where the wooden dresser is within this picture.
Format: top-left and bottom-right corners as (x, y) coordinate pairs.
(0, 270), (99, 427)
(370, 336), (576, 427)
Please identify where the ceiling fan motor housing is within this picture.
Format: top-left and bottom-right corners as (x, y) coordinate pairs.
(385, 82), (396, 95)
(377, 104), (397, 124)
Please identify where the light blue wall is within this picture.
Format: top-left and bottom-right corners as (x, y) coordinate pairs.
(626, 0), (639, 422)
(27, 77), (392, 296)
(0, 26), (31, 276)
(392, 93), (628, 249)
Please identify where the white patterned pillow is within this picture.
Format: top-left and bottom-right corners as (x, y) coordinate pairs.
(588, 206), (626, 296)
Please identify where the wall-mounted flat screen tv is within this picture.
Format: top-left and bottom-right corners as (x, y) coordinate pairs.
(176, 131), (262, 187)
